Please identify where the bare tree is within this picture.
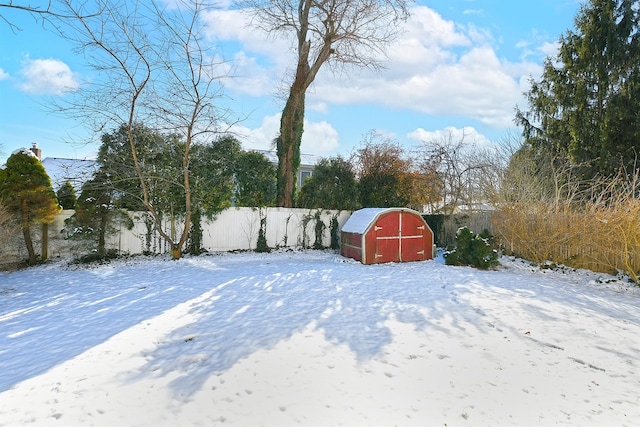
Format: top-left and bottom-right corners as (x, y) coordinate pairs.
(59, 0), (231, 259)
(417, 130), (497, 215)
(244, 0), (410, 207)
(0, 2), (99, 31)
(500, 140), (588, 213)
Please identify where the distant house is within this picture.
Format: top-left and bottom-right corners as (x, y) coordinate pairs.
(253, 149), (319, 187)
(26, 144), (98, 194)
(42, 157), (98, 194)
(41, 157), (98, 194)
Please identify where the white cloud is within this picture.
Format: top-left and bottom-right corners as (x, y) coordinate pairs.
(227, 51), (276, 97)
(407, 126), (494, 147)
(403, 6), (471, 48)
(314, 45), (525, 128)
(202, 9), (294, 97)
(233, 114), (280, 151)
(231, 113), (339, 155)
(301, 121), (339, 154)
(0, 68), (9, 80)
(308, 6), (535, 128)
(308, 101), (329, 114)
(538, 41), (560, 57)
(206, 4), (543, 129)
(18, 58), (80, 95)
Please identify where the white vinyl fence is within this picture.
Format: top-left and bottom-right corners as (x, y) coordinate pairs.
(1, 208), (352, 264)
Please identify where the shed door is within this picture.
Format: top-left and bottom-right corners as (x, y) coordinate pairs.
(400, 212), (428, 262)
(373, 212), (428, 263)
(373, 213), (400, 263)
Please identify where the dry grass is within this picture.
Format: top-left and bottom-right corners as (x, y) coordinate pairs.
(494, 174), (640, 283)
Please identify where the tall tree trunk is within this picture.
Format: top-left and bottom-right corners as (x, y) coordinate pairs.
(41, 223), (48, 261)
(98, 213), (107, 257)
(22, 224), (36, 265)
(21, 199), (36, 265)
(277, 88), (306, 207)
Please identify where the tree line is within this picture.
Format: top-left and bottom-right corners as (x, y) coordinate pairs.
(0, 124), (504, 264)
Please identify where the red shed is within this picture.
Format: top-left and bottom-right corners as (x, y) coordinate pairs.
(340, 208), (435, 264)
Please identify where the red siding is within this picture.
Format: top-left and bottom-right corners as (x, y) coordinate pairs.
(340, 232), (363, 262)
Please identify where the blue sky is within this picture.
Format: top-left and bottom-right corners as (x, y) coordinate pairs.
(0, 0), (583, 164)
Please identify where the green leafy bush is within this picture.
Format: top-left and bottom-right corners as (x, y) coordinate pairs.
(75, 249), (120, 264)
(444, 227), (499, 269)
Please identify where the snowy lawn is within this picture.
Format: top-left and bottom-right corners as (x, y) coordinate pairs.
(1, 250), (639, 426)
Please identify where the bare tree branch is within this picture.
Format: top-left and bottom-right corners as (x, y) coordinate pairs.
(0, 1), (100, 32)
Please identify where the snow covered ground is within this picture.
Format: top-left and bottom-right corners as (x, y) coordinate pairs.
(1, 250), (639, 426)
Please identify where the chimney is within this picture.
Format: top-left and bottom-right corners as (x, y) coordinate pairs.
(30, 143), (42, 160)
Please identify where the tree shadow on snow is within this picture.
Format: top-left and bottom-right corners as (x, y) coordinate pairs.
(130, 255), (481, 399)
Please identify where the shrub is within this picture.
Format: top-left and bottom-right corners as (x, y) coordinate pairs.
(187, 210), (205, 255)
(57, 181), (77, 210)
(297, 156), (359, 210)
(445, 227), (499, 269)
(330, 215), (340, 250)
(313, 210), (325, 249)
(256, 216), (270, 253)
(75, 249), (120, 264)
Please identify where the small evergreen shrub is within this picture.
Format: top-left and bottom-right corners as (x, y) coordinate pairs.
(444, 227), (499, 269)
(76, 249), (120, 264)
(313, 211), (325, 249)
(187, 210), (205, 255)
(57, 181), (77, 210)
(256, 217), (270, 253)
(330, 215), (340, 250)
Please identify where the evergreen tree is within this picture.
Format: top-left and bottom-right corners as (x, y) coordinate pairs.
(517, 0), (640, 178)
(187, 136), (242, 253)
(98, 127), (243, 255)
(234, 150), (277, 207)
(0, 150), (60, 264)
(297, 157), (359, 210)
(57, 181), (77, 210)
(98, 123), (179, 212)
(190, 135), (241, 216)
(65, 170), (131, 259)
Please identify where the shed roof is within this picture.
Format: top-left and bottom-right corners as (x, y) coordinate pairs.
(341, 208), (395, 234)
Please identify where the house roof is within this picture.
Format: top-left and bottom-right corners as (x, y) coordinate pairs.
(41, 157), (98, 193)
(252, 149), (320, 168)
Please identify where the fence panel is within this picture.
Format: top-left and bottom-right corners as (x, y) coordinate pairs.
(424, 212), (494, 248)
(0, 207), (352, 265)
